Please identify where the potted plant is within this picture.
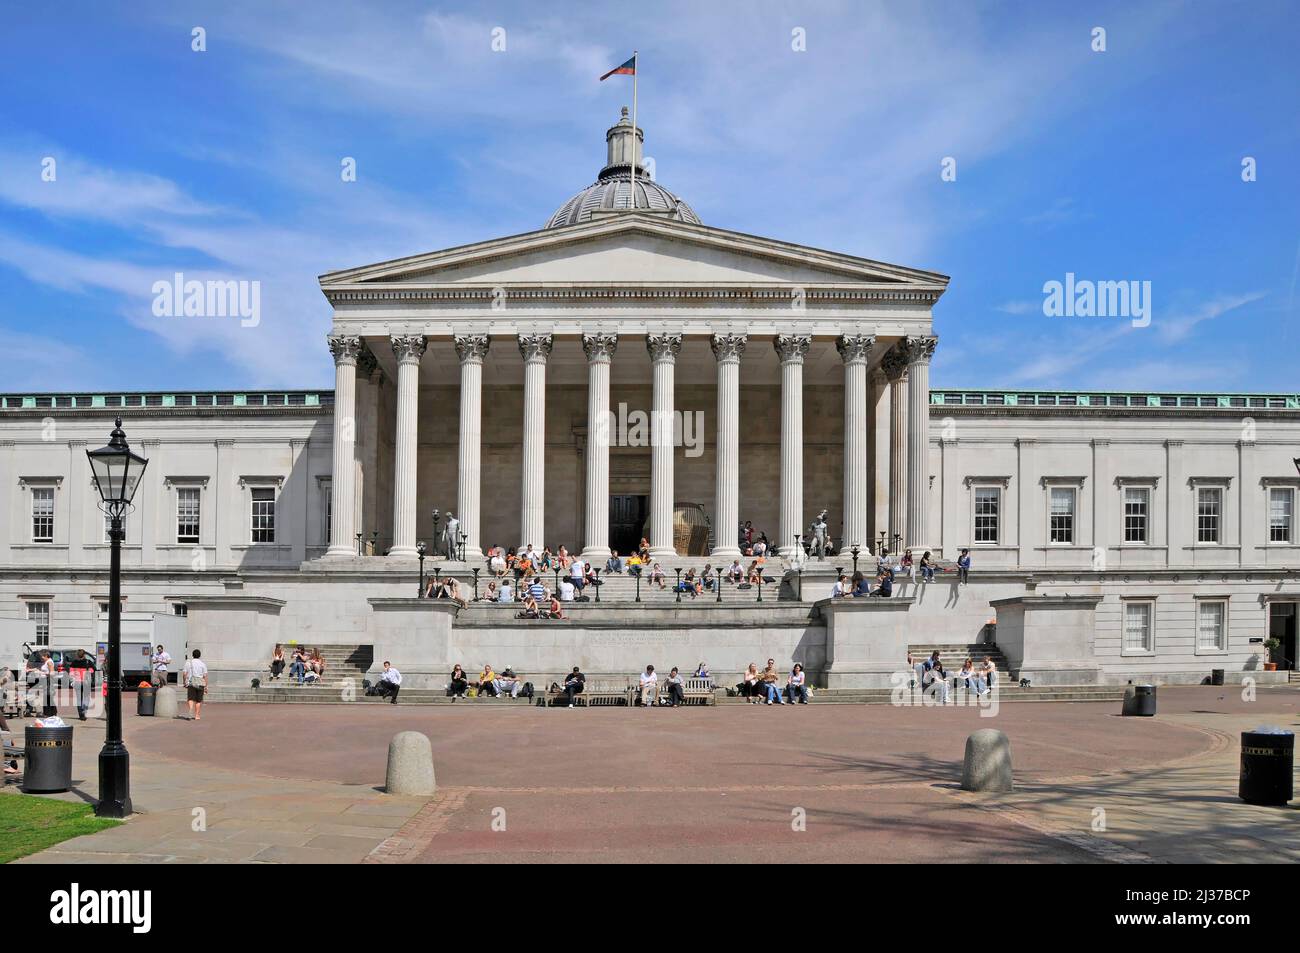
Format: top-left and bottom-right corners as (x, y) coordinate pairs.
(1263, 637), (1281, 671)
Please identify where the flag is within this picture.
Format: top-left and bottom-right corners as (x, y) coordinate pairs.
(600, 56), (636, 81)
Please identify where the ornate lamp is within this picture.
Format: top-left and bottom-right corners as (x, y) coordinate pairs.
(86, 417), (149, 819)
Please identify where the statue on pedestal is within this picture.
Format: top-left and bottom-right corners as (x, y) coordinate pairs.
(442, 512), (460, 559)
(810, 510), (830, 558)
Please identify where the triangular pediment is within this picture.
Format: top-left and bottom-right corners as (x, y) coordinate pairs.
(319, 215), (948, 293)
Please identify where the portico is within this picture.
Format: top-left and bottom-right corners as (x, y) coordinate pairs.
(317, 110), (946, 563)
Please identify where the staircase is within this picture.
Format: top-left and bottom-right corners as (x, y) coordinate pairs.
(469, 560), (820, 605)
(908, 642), (1014, 679)
(267, 644), (372, 689)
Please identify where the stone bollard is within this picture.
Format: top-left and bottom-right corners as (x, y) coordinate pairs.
(1121, 682), (1136, 716)
(155, 685), (179, 719)
(961, 728), (1013, 792)
(385, 731), (436, 796)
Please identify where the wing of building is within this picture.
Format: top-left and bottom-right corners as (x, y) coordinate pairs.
(3, 110), (1298, 693)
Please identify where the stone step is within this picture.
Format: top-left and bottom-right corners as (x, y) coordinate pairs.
(204, 685), (1125, 705)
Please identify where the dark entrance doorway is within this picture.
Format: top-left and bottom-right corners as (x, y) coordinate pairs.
(1269, 602), (1297, 670)
(609, 494), (648, 556)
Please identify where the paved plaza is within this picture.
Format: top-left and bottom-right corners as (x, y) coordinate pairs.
(7, 686), (1298, 864)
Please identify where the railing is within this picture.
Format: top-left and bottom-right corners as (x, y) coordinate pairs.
(931, 390), (1299, 410)
(0, 391), (332, 410)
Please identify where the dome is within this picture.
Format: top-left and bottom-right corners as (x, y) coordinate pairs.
(545, 107), (701, 229)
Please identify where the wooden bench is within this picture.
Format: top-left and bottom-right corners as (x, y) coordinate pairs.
(545, 677), (634, 707)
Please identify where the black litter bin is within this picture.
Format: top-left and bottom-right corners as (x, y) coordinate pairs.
(1239, 728), (1294, 806)
(1211, 669), (1225, 686)
(1123, 683), (1156, 717)
(136, 685), (156, 716)
(23, 725), (73, 793)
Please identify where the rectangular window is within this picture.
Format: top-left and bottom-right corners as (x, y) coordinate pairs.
(973, 487), (1000, 544)
(27, 601), (50, 646)
(251, 487), (276, 543)
(1124, 487), (1149, 543)
(172, 603), (188, 617)
(324, 484), (333, 546)
(1196, 487), (1222, 543)
(1197, 600), (1227, 652)
(1049, 487), (1075, 544)
(177, 487), (201, 544)
(1269, 488), (1294, 543)
(31, 488), (54, 542)
(1123, 601), (1153, 653)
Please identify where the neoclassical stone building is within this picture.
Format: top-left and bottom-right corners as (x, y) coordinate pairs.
(2, 110), (1298, 690)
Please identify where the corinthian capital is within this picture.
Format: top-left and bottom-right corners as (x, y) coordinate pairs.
(646, 333), (682, 363)
(390, 334), (427, 365)
(899, 334), (938, 366)
(710, 332), (747, 362)
(517, 332), (553, 363)
(835, 333), (875, 365)
(327, 334), (363, 366)
(454, 334), (491, 364)
(582, 332), (618, 362)
(773, 334), (812, 364)
(881, 345), (909, 382)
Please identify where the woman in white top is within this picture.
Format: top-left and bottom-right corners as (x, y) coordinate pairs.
(786, 663), (808, 704)
(497, 581), (514, 603)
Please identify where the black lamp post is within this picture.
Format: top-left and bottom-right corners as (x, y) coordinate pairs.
(370, 530), (379, 555)
(458, 531), (468, 562)
(674, 568), (682, 603)
(472, 567), (480, 600)
(593, 568), (601, 602)
(355, 532), (362, 557)
(892, 533), (902, 554)
(877, 531), (886, 554)
(850, 544), (861, 577)
(416, 542), (427, 597)
(86, 417), (148, 819)
(635, 569), (642, 603)
(757, 572), (764, 603)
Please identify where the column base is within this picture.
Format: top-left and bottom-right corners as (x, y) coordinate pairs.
(648, 546), (679, 560)
(324, 545), (360, 559)
(388, 546), (418, 559)
(460, 548), (484, 565)
(711, 545), (741, 560)
(581, 546), (612, 562)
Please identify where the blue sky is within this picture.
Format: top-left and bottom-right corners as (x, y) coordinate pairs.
(1, 0), (1296, 393)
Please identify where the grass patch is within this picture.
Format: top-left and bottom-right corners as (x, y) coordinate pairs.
(0, 794), (121, 864)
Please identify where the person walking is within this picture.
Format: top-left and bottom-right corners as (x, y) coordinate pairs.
(182, 649), (208, 721)
(68, 649), (95, 721)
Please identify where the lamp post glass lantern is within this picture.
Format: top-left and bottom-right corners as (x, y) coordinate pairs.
(86, 417), (148, 819)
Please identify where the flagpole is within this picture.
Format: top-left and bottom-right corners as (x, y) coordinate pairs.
(630, 50), (638, 211)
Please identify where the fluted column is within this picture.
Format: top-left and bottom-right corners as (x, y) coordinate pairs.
(710, 333), (746, 558)
(647, 334), (681, 558)
(775, 334), (811, 558)
(518, 333), (552, 551)
(389, 333), (427, 558)
(837, 334), (874, 552)
(902, 335), (939, 551)
(869, 368), (890, 551)
(326, 335), (363, 557)
(882, 346), (909, 554)
(455, 335), (489, 563)
(581, 333), (617, 559)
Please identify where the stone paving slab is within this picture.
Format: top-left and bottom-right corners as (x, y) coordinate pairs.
(7, 686), (1297, 864)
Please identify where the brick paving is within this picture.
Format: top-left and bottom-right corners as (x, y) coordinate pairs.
(6, 685), (1297, 863)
